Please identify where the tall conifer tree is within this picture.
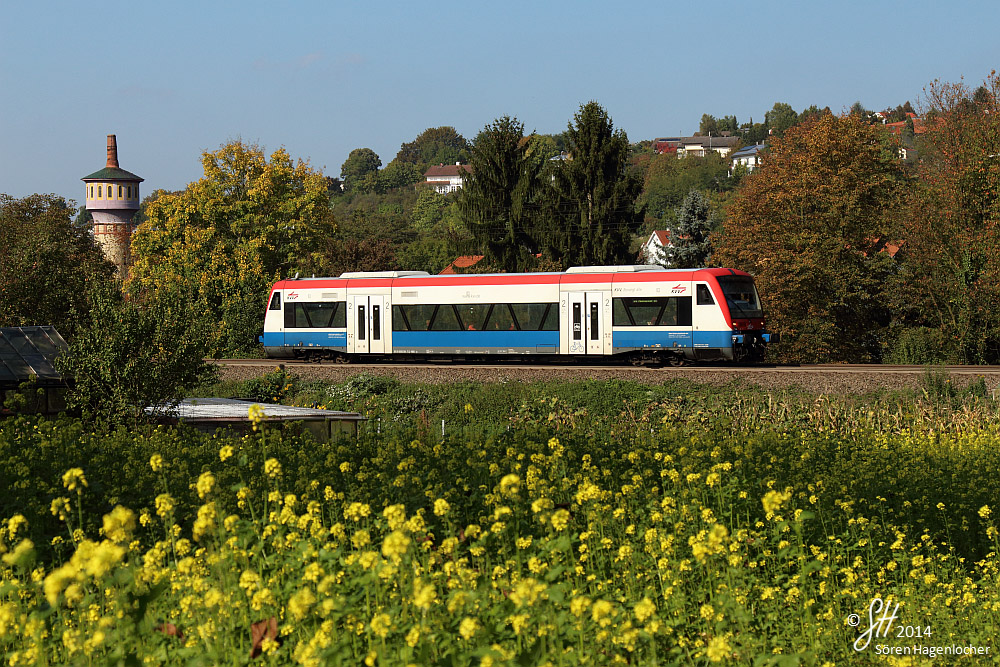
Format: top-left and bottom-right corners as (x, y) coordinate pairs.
(458, 116), (543, 272)
(541, 102), (642, 268)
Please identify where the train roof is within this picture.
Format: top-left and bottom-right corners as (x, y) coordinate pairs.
(270, 266), (752, 292)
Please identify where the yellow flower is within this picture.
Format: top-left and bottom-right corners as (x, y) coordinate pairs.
(413, 580), (437, 610)
(62, 468), (88, 492)
(370, 612), (391, 638)
(707, 634), (731, 662)
(382, 531), (410, 561)
(264, 458), (282, 478)
(405, 627), (420, 647)
(700, 603), (715, 621)
(288, 587), (317, 620)
(634, 597), (656, 623)
(500, 474), (521, 496)
(979, 505), (991, 519)
(762, 489), (791, 515)
(101, 506), (136, 544)
(50, 498), (71, 521)
(149, 455), (164, 473)
(2, 539), (34, 568)
(459, 617), (479, 639)
(433, 498), (450, 517)
(551, 509), (570, 531)
(155, 494), (175, 518)
(7, 515), (28, 538)
(248, 404), (266, 430)
(219, 445), (234, 462)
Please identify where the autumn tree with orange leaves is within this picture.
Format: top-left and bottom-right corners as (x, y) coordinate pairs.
(889, 71), (1000, 363)
(713, 112), (905, 363)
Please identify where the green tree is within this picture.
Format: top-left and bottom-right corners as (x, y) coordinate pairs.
(458, 116), (544, 272)
(541, 102), (643, 268)
(340, 148), (382, 192)
(639, 152), (731, 225)
(57, 281), (215, 427)
(660, 190), (714, 268)
(765, 102), (799, 138)
(395, 127), (470, 168)
(129, 141), (334, 356)
(377, 160), (424, 192)
(699, 114), (719, 136)
(891, 72), (1000, 362)
(713, 113), (904, 362)
(0, 194), (114, 337)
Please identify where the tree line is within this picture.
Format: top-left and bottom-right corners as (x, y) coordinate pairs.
(3, 69), (1000, 420)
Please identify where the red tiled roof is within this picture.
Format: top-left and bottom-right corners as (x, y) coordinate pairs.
(439, 255), (484, 274)
(424, 164), (472, 178)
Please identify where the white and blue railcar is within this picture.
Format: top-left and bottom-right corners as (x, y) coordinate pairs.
(259, 265), (777, 363)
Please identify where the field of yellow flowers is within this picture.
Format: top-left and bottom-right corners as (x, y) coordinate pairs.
(2, 375), (999, 665)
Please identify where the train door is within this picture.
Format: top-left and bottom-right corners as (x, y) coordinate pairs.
(350, 295), (386, 355)
(567, 291), (604, 355)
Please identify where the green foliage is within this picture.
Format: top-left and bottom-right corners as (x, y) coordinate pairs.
(885, 326), (953, 364)
(541, 102), (643, 268)
(639, 152), (731, 227)
(237, 367), (300, 403)
(0, 194), (114, 337)
(3, 381), (1000, 664)
(394, 126), (470, 169)
(129, 140), (335, 356)
(892, 71), (1000, 363)
(340, 147), (382, 191)
(714, 113), (905, 362)
(56, 281), (216, 427)
(660, 189), (714, 268)
(765, 102), (799, 137)
(459, 116), (545, 271)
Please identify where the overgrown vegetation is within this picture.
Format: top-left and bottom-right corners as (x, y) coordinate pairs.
(2, 378), (999, 663)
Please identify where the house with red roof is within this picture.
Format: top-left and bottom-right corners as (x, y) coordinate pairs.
(424, 163), (472, 194)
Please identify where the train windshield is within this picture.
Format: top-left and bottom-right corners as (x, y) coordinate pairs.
(717, 276), (763, 319)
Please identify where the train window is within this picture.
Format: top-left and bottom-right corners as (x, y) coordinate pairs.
(572, 303), (582, 340)
(357, 305), (365, 340)
(430, 305), (462, 331)
(590, 302), (599, 340)
(613, 297), (692, 327)
(717, 276), (763, 318)
(487, 304), (517, 331)
(393, 304), (435, 331)
(118, 185), (124, 198)
(457, 304), (490, 331)
(372, 305), (380, 340)
(283, 302), (346, 328)
(97, 186), (102, 198)
(696, 284), (715, 305)
(268, 292), (281, 310)
(510, 303), (558, 331)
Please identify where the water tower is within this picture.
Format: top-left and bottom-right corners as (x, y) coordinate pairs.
(81, 135), (143, 273)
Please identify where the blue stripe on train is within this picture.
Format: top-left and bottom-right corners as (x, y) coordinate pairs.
(612, 330), (735, 350)
(275, 331), (348, 348)
(391, 330), (559, 350)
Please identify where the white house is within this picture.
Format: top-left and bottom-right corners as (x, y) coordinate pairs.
(424, 163), (472, 193)
(640, 230), (672, 266)
(653, 135), (740, 159)
(729, 144), (765, 176)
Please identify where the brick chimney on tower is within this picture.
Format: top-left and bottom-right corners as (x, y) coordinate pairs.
(106, 135), (119, 169)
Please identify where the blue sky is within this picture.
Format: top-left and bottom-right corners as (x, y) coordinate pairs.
(2, 1), (998, 204)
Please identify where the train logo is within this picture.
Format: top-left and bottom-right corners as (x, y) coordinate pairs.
(670, 284), (687, 294)
(286, 291), (300, 300)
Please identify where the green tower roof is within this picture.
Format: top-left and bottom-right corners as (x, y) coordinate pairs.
(81, 166), (144, 182)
